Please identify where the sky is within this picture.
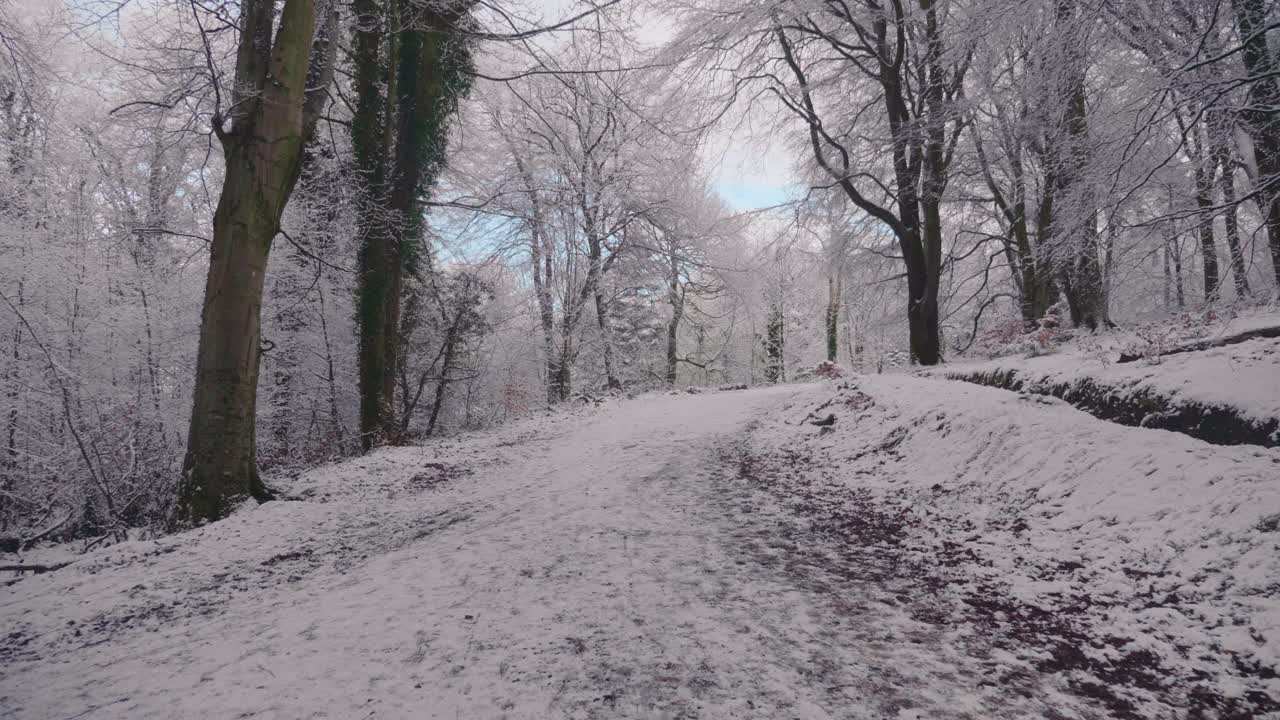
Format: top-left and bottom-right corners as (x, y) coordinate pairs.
(702, 126), (798, 211)
(717, 182), (793, 211)
(521, 0), (800, 212)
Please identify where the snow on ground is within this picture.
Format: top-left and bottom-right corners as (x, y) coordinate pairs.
(938, 308), (1280, 430)
(739, 375), (1280, 718)
(3, 377), (1278, 718)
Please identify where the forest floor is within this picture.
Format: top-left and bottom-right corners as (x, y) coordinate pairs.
(3, 374), (1279, 719)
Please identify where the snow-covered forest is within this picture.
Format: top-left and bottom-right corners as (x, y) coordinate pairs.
(3, 0), (1280, 716)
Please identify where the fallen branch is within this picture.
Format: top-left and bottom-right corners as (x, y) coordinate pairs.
(1, 510), (74, 553)
(18, 510), (74, 551)
(0, 561), (71, 575)
(1118, 326), (1280, 363)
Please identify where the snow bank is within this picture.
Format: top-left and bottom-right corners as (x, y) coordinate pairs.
(937, 309), (1280, 447)
(741, 375), (1280, 716)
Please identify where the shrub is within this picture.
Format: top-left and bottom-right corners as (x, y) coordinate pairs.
(814, 360), (847, 379)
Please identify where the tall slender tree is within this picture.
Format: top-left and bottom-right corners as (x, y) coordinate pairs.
(1232, 0), (1280, 289)
(353, 0), (473, 450)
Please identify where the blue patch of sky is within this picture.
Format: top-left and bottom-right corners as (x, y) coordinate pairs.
(717, 181), (792, 211)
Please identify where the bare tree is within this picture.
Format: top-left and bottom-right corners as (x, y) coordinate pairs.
(1232, 0), (1280, 289)
(179, 0), (337, 524)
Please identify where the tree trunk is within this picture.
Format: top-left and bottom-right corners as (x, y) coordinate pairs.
(357, 230), (392, 450)
(1103, 221), (1116, 313)
(540, 292), (560, 404)
(1014, 225), (1054, 329)
(518, 155), (558, 405)
(1213, 134), (1251, 298)
(665, 316), (679, 386)
(1171, 237), (1186, 309)
(1192, 137), (1221, 302)
(353, 0), (395, 450)
(1195, 198), (1220, 303)
(915, 207), (945, 364)
(555, 329), (573, 401)
(1233, 0), (1280, 287)
(594, 289), (620, 391)
(179, 0), (334, 525)
(1266, 201), (1280, 294)
(534, 266), (557, 403)
(895, 1), (945, 365)
(666, 266), (683, 387)
(905, 263), (941, 364)
(6, 281), (20, 467)
(764, 301), (784, 383)
(182, 181), (276, 520)
(1045, 0), (1108, 330)
(424, 329), (458, 437)
(3, 282), (21, 530)
(315, 284), (347, 455)
(382, 7), (452, 440)
(380, 258), (404, 442)
(825, 274), (840, 362)
(1021, 256), (1059, 326)
(1057, 220), (1108, 330)
(356, 4), (467, 445)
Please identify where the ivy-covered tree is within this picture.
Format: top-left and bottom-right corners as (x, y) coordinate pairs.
(351, 0), (475, 450)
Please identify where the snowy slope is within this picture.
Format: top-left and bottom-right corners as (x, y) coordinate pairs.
(942, 334), (1280, 428)
(937, 310), (1280, 441)
(3, 378), (1278, 719)
(738, 376), (1280, 718)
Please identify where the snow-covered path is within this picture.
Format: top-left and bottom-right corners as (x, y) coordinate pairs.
(0, 386), (1005, 719)
(4, 381), (1277, 718)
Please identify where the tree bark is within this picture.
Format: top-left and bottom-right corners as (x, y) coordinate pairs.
(1190, 125), (1220, 302)
(1233, 0), (1280, 287)
(593, 289), (620, 391)
(666, 245), (683, 387)
(904, 0), (947, 363)
(764, 301), (784, 383)
(424, 329), (459, 437)
(179, 0), (335, 525)
(1194, 190), (1221, 303)
(1212, 129), (1251, 299)
(355, 1), (467, 447)
(514, 153), (558, 405)
(555, 330), (573, 401)
(6, 281), (20, 467)
(315, 283), (347, 455)
(354, 0), (396, 451)
(1171, 237), (1186, 309)
(1163, 237), (1173, 308)
(1046, 0), (1107, 330)
(580, 201), (619, 391)
(382, 6), (457, 441)
(825, 274), (840, 362)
